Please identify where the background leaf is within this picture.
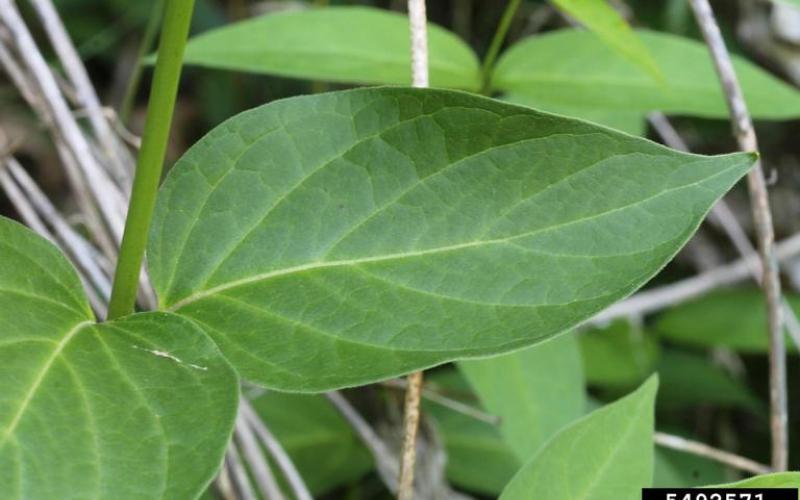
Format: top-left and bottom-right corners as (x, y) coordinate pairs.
(181, 6), (481, 90)
(0, 218), (238, 500)
(549, 0), (661, 80)
(459, 332), (586, 459)
(148, 87), (754, 392)
(493, 29), (800, 120)
(499, 376), (658, 500)
(657, 350), (763, 413)
(249, 392), (373, 495)
(580, 320), (659, 388)
(655, 289), (800, 352)
(428, 370), (726, 493)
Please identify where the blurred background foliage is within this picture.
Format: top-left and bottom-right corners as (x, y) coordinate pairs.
(3, 0), (800, 498)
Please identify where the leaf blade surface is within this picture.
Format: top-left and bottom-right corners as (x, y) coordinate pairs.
(182, 6), (480, 90)
(149, 87), (755, 391)
(494, 29), (800, 119)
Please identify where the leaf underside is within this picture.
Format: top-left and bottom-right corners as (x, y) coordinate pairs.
(459, 333), (586, 459)
(0, 218), (238, 499)
(148, 87), (754, 391)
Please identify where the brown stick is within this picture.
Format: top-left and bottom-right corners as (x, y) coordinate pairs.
(655, 432), (771, 476)
(398, 371), (423, 500)
(688, 0), (788, 470)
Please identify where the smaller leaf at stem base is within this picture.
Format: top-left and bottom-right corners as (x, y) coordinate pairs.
(0, 217), (239, 500)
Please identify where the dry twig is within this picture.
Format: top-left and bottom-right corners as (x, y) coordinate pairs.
(326, 391), (401, 493)
(382, 379), (500, 425)
(688, 0), (788, 470)
(590, 232), (800, 325)
(399, 1), (429, 499)
(240, 399), (313, 500)
(233, 413), (285, 500)
(655, 432), (771, 476)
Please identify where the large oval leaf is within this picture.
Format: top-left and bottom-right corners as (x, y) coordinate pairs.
(0, 218), (238, 499)
(499, 376), (658, 500)
(494, 29), (800, 119)
(182, 6), (480, 90)
(148, 87), (754, 391)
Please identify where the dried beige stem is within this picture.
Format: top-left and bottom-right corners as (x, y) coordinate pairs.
(655, 432), (771, 475)
(399, 2), (429, 499)
(688, 0), (787, 470)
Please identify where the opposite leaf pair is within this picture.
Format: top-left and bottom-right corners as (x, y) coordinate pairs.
(0, 87), (755, 498)
(180, 6), (800, 134)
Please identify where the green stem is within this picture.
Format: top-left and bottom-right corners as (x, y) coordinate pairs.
(107, 0), (196, 320)
(480, 0), (521, 94)
(119, 0), (165, 124)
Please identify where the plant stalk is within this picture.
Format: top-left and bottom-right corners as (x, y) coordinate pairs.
(107, 0), (195, 320)
(480, 0), (521, 94)
(398, 2), (429, 499)
(688, 0), (788, 471)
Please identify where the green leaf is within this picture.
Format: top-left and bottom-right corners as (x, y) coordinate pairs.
(149, 87), (755, 392)
(0, 217), (239, 499)
(459, 332), (585, 459)
(493, 29), (800, 119)
(250, 392), (372, 495)
(505, 94), (647, 135)
(655, 289), (800, 352)
(580, 320), (659, 388)
(549, 0), (661, 80)
(710, 472), (800, 488)
(182, 6), (481, 90)
(499, 376), (658, 500)
(657, 350), (763, 413)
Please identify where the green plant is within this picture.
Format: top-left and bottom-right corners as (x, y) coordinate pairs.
(3, 1), (800, 498)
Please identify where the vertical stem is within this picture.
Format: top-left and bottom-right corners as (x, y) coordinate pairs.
(399, 372), (423, 500)
(408, 0), (429, 88)
(688, 0), (788, 471)
(399, 3), (428, 499)
(480, 0), (521, 94)
(107, 0), (196, 320)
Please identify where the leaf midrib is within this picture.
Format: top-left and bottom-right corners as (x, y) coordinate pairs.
(573, 390), (651, 500)
(166, 159), (740, 312)
(0, 320), (93, 448)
